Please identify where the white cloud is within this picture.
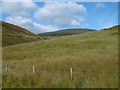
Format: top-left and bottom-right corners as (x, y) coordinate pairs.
(34, 2), (87, 27)
(2, 0), (38, 16)
(96, 3), (105, 9)
(6, 16), (58, 34)
(2, 2), (87, 33)
(71, 20), (80, 26)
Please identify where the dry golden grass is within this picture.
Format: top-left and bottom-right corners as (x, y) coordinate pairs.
(2, 29), (118, 88)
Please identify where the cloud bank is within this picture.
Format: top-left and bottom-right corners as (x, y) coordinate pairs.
(6, 16), (58, 34)
(34, 2), (86, 27)
(1, 1), (87, 33)
(2, 0), (38, 16)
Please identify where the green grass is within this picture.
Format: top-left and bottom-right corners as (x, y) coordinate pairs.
(2, 27), (118, 88)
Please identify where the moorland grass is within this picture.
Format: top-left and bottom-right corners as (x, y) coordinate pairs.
(2, 29), (118, 88)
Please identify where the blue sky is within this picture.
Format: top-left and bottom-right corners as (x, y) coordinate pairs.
(1, 1), (118, 34)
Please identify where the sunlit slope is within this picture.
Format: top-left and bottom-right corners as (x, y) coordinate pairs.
(3, 26), (118, 61)
(2, 25), (119, 88)
(1, 21), (42, 47)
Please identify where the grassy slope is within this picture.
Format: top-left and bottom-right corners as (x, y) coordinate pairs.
(2, 26), (118, 88)
(1, 21), (42, 47)
(38, 28), (96, 37)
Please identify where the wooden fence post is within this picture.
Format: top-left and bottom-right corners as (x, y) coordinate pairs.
(6, 65), (8, 72)
(32, 66), (35, 74)
(71, 67), (73, 80)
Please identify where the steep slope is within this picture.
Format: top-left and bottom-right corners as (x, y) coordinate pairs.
(1, 21), (42, 47)
(38, 28), (96, 37)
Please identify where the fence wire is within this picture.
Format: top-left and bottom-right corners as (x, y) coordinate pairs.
(2, 65), (118, 88)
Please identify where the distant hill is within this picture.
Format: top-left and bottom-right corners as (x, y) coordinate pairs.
(38, 28), (96, 37)
(1, 21), (42, 47)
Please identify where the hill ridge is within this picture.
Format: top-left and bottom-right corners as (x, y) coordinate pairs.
(1, 21), (42, 47)
(38, 28), (96, 37)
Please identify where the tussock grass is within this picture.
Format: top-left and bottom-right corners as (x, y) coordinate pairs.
(2, 29), (118, 88)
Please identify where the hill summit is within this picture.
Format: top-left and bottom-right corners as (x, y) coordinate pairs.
(38, 28), (96, 37)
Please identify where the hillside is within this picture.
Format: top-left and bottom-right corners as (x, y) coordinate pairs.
(103, 25), (120, 35)
(1, 21), (42, 47)
(2, 25), (119, 88)
(103, 25), (119, 31)
(38, 28), (96, 37)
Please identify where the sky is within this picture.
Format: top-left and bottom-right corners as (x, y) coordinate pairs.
(0, 0), (118, 34)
